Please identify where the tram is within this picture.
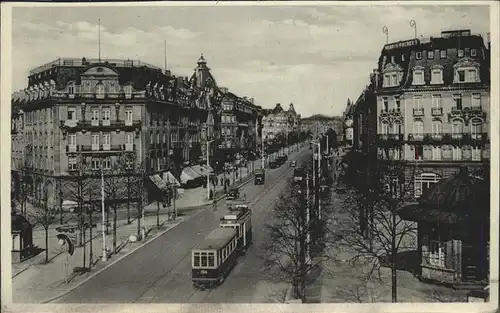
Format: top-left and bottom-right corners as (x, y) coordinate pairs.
(191, 227), (238, 289)
(220, 201), (253, 254)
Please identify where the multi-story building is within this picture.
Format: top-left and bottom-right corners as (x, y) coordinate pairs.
(10, 55), (227, 205)
(300, 115), (343, 142)
(374, 29), (490, 197)
(343, 98), (355, 146)
(261, 103), (301, 142)
(218, 88), (260, 160)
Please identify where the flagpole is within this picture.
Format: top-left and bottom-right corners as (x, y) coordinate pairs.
(98, 19), (101, 61)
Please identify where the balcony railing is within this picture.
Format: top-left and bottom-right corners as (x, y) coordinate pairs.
(405, 133), (489, 145)
(431, 107), (443, 116)
(60, 119), (142, 132)
(79, 144), (126, 152)
(413, 108), (424, 116)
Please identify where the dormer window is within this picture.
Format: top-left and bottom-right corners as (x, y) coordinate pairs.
(428, 50), (434, 59)
(382, 63), (403, 88)
(402, 54), (405, 61)
(471, 49), (477, 57)
(68, 82), (75, 97)
(416, 52), (422, 60)
(124, 85), (132, 98)
(391, 56), (395, 63)
(430, 65), (444, 84)
(458, 49), (464, 58)
(453, 58), (480, 83)
(412, 67), (425, 85)
(440, 50), (447, 59)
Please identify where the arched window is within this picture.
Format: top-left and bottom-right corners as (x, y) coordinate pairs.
(392, 121), (401, 134)
(414, 173), (440, 198)
(432, 120), (442, 135)
(68, 82), (76, 96)
(413, 120), (424, 136)
(381, 121), (389, 134)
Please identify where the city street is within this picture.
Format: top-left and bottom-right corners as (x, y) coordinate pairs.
(53, 146), (310, 303)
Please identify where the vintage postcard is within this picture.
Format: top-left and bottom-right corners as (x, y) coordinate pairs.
(1, 1), (498, 313)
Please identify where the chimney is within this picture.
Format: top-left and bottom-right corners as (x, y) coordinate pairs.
(249, 98), (254, 104)
(164, 70), (171, 76)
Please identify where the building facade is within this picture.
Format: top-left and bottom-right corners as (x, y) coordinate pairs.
(374, 29), (490, 198)
(11, 55), (262, 206)
(343, 98), (355, 146)
(300, 115), (343, 142)
(261, 103), (301, 142)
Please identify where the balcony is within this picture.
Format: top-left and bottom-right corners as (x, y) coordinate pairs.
(413, 108), (424, 117)
(431, 107), (443, 116)
(377, 134), (404, 146)
(60, 119), (142, 135)
(80, 144), (125, 153)
(448, 106), (487, 124)
(124, 143), (135, 152)
(407, 133), (424, 141)
(65, 145), (80, 153)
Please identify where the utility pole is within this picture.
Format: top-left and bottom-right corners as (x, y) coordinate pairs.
(101, 170), (107, 262)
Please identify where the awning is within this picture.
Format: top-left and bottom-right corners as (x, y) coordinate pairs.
(149, 174), (168, 192)
(163, 171), (180, 187)
(191, 165), (206, 176)
(180, 167), (201, 184)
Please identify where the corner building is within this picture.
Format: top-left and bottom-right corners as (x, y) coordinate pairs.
(375, 30), (490, 197)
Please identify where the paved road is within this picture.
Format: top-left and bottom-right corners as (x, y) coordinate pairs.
(55, 147), (311, 303)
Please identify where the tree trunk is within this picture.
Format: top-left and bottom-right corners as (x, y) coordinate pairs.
(137, 202), (141, 237)
(89, 209), (93, 269)
(157, 201), (160, 227)
(45, 226), (49, 263)
(113, 205), (117, 254)
(127, 176), (131, 224)
(83, 214), (87, 269)
(391, 210), (397, 303)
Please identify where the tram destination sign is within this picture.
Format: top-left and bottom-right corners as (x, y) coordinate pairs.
(384, 39), (420, 51)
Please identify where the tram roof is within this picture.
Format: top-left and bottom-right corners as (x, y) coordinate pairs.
(195, 227), (237, 250)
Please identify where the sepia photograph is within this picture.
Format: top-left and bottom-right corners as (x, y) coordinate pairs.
(1, 1), (498, 312)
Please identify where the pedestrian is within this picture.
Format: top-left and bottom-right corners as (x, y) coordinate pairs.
(215, 176), (219, 186)
(235, 171), (239, 180)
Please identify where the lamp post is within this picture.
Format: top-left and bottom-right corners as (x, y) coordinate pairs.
(311, 141), (321, 219)
(101, 169), (107, 262)
(206, 140), (214, 200)
(261, 136), (265, 169)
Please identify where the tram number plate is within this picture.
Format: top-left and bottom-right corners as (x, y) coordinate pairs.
(200, 270), (208, 275)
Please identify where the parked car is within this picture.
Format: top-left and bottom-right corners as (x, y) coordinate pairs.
(226, 187), (240, 200)
(254, 169), (265, 185)
(269, 161), (278, 169)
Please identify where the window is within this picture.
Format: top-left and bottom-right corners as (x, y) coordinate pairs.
(414, 173), (440, 198)
(416, 52), (422, 60)
(125, 109), (133, 125)
(392, 122), (401, 135)
(453, 94), (462, 110)
(432, 146), (441, 160)
(102, 108), (111, 122)
(431, 69), (443, 84)
(452, 146), (462, 160)
(413, 69), (424, 85)
(472, 146), (481, 161)
(402, 54), (405, 61)
(68, 134), (76, 147)
(466, 69), (476, 82)
(432, 121), (442, 135)
(194, 252), (200, 267)
(102, 158), (111, 170)
(413, 95), (423, 109)
(391, 74), (397, 87)
(68, 157), (77, 171)
(103, 133), (110, 146)
(458, 49), (464, 58)
(208, 253), (215, 267)
(440, 50), (447, 58)
(394, 96), (401, 111)
(382, 97), (389, 112)
(124, 85), (132, 97)
(91, 158), (100, 170)
(413, 121), (424, 136)
(414, 145), (423, 160)
(126, 133), (134, 145)
(390, 56), (395, 63)
(91, 108), (99, 121)
(428, 50), (434, 59)
(471, 49), (477, 57)
(200, 252), (208, 267)
(471, 93), (481, 108)
(429, 241), (445, 267)
(432, 95), (442, 108)
(452, 120), (463, 137)
(68, 107), (76, 120)
(471, 120), (482, 139)
(384, 74), (390, 87)
(157, 133), (160, 144)
(91, 134), (100, 150)
(68, 84), (75, 95)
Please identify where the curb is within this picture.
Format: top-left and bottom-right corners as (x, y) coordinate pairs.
(41, 217), (184, 304)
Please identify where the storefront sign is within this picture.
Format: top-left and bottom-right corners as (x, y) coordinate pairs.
(384, 39), (420, 51)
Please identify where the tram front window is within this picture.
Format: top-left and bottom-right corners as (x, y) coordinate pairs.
(201, 252), (208, 267)
(194, 252), (200, 267)
(208, 253), (215, 267)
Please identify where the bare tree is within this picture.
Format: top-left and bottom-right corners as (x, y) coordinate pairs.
(28, 186), (58, 263)
(334, 156), (418, 303)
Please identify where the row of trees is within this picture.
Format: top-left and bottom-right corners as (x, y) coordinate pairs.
(12, 152), (174, 270)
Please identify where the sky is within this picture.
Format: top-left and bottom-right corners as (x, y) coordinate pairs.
(10, 4), (490, 117)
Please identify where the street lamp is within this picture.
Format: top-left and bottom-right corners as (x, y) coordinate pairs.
(206, 140), (214, 200)
(311, 141), (321, 219)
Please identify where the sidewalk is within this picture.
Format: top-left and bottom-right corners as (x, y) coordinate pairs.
(12, 213), (185, 303)
(314, 183), (469, 303)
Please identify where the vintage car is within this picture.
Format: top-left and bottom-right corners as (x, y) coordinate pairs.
(226, 187), (240, 200)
